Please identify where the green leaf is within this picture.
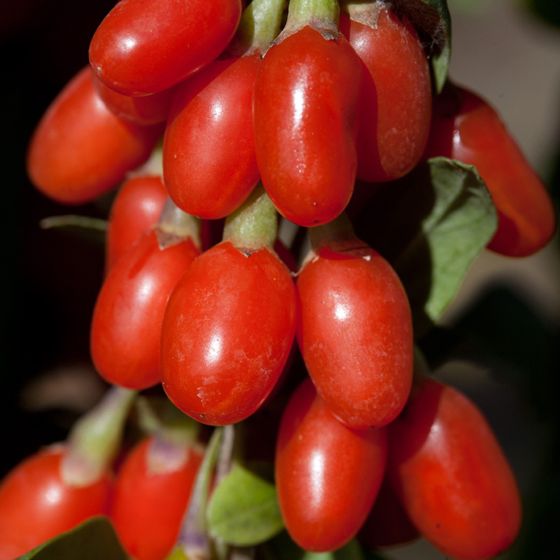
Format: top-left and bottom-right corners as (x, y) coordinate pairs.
(396, 158), (497, 335)
(18, 516), (127, 560)
(40, 215), (107, 245)
(165, 549), (189, 560)
(354, 157), (497, 338)
(393, 0), (452, 92)
(207, 463), (284, 546)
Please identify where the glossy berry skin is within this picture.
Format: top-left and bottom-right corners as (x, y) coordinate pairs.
(107, 175), (168, 270)
(297, 242), (413, 428)
(94, 76), (173, 125)
(161, 241), (296, 425)
(27, 67), (160, 204)
(253, 26), (363, 226)
(111, 437), (203, 560)
(91, 230), (199, 390)
(389, 378), (522, 560)
(276, 379), (387, 552)
(89, 0), (242, 96)
(426, 83), (556, 257)
(0, 447), (111, 560)
(340, 6), (431, 181)
(163, 55), (260, 219)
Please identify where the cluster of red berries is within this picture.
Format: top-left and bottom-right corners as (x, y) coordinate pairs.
(1, 0), (556, 559)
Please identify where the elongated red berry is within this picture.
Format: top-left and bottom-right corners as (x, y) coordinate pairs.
(276, 379), (387, 552)
(298, 241), (413, 428)
(161, 241), (296, 425)
(390, 378), (522, 560)
(254, 26), (363, 226)
(89, 0), (242, 95)
(27, 67), (160, 204)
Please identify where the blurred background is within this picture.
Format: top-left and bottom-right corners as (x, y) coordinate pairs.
(1, 0), (559, 558)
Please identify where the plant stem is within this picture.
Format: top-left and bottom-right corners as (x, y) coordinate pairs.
(61, 386), (136, 486)
(232, 0), (288, 54)
(40, 215), (108, 232)
(308, 213), (356, 251)
(157, 198), (201, 249)
(223, 186), (277, 251)
(343, 0), (382, 28)
(285, 0), (339, 31)
(175, 428), (224, 560)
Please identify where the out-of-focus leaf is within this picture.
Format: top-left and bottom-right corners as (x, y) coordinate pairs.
(393, 0), (451, 92)
(207, 464), (283, 546)
(396, 158), (496, 334)
(40, 215), (107, 244)
(354, 158), (497, 338)
(18, 516), (127, 560)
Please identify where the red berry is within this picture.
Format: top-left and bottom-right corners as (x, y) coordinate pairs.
(94, 76), (173, 126)
(276, 379), (387, 552)
(91, 230), (199, 390)
(106, 175), (168, 270)
(27, 67), (160, 204)
(390, 377), (522, 560)
(426, 83), (556, 257)
(163, 55), (260, 219)
(161, 241), (296, 425)
(89, 0), (242, 95)
(111, 437), (203, 560)
(297, 242), (413, 428)
(0, 447), (111, 559)
(254, 26), (363, 226)
(340, 5), (431, 181)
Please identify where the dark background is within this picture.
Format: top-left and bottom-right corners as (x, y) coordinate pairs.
(0, 0), (116, 472)
(1, 1), (559, 559)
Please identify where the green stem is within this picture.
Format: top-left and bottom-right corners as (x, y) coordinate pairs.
(285, 0), (340, 30)
(232, 0), (288, 54)
(223, 186), (277, 251)
(136, 396), (200, 442)
(61, 387), (136, 486)
(308, 213), (356, 251)
(342, 0), (382, 28)
(40, 215), (108, 232)
(174, 428), (224, 560)
(136, 397), (201, 475)
(157, 198), (201, 250)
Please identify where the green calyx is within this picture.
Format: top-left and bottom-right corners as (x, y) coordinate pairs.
(174, 428), (225, 559)
(156, 198), (201, 250)
(61, 387), (136, 487)
(285, 0), (340, 32)
(233, 0), (288, 54)
(223, 186), (278, 251)
(308, 213), (357, 251)
(343, 0), (383, 28)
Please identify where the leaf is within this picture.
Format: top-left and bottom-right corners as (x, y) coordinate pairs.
(165, 549), (189, 560)
(392, 0), (451, 92)
(18, 516), (127, 560)
(396, 158), (497, 335)
(207, 463), (284, 546)
(40, 215), (108, 245)
(353, 157), (497, 338)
